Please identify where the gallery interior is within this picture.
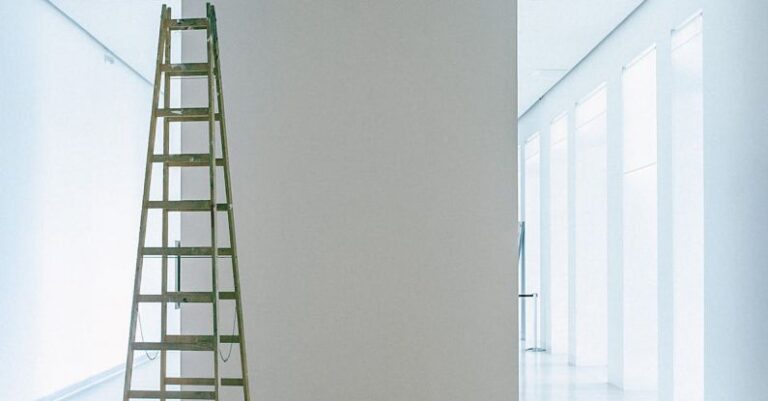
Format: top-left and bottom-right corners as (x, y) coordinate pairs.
(1, 1), (767, 400)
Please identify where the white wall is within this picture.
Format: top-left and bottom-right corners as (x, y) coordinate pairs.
(180, 1), (519, 401)
(700, 1), (768, 399)
(0, 2), (173, 399)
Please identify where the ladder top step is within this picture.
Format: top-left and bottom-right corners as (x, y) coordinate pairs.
(162, 62), (211, 76)
(147, 200), (229, 211)
(152, 154), (224, 167)
(143, 247), (233, 257)
(169, 18), (208, 30)
(128, 390), (215, 399)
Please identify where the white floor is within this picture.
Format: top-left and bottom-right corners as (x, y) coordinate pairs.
(520, 349), (656, 401)
(65, 348), (655, 400)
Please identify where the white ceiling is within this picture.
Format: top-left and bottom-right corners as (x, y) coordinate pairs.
(51, 0), (643, 116)
(518, 0), (644, 115)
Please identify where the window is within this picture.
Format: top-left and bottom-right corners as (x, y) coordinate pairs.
(549, 114), (569, 354)
(671, 13), (704, 401)
(621, 46), (658, 390)
(524, 134), (541, 348)
(573, 85), (608, 366)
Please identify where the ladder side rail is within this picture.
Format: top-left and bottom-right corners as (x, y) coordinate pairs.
(123, 5), (169, 401)
(206, 3), (222, 399)
(209, 5), (252, 399)
(160, 6), (172, 401)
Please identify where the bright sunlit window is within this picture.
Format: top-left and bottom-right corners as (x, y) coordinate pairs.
(671, 12), (704, 401)
(621, 45), (658, 390)
(524, 134), (541, 348)
(548, 113), (569, 355)
(573, 85), (608, 366)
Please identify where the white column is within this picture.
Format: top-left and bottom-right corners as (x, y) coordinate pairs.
(701, 1), (768, 399)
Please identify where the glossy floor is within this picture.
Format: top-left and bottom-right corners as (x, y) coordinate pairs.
(66, 349), (656, 400)
(520, 350), (656, 401)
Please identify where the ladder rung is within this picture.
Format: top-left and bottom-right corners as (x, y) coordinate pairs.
(165, 377), (215, 386)
(157, 107), (211, 119)
(166, 114), (222, 122)
(219, 291), (237, 300)
(147, 200), (229, 211)
(220, 335), (241, 344)
(163, 377), (244, 386)
(152, 154), (224, 167)
(169, 18), (208, 30)
(133, 335), (239, 351)
(142, 247), (233, 256)
(138, 292), (214, 303)
(134, 335), (214, 351)
(128, 390), (215, 399)
(221, 378), (244, 386)
(162, 62), (210, 76)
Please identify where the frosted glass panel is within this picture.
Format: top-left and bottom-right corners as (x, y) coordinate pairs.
(573, 86), (607, 366)
(671, 13), (704, 401)
(524, 135), (541, 348)
(549, 114), (569, 354)
(621, 47), (658, 390)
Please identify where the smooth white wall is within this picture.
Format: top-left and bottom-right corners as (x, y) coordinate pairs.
(0, 2), (176, 399)
(701, 1), (768, 399)
(181, 1), (519, 400)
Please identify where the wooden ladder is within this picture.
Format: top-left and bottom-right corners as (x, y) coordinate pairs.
(122, 3), (251, 400)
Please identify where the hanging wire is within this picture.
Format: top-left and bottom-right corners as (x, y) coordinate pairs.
(136, 310), (159, 361)
(218, 312), (237, 362)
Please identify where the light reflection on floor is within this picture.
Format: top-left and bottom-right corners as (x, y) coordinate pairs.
(67, 345), (658, 400)
(520, 349), (656, 401)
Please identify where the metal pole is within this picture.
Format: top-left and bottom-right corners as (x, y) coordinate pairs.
(519, 221), (526, 341)
(527, 293), (546, 352)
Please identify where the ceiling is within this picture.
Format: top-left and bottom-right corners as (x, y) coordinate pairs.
(51, 0), (643, 116)
(518, 0), (644, 115)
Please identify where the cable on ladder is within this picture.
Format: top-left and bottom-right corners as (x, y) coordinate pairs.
(136, 310), (158, 361)
(219, 314), (237, 362)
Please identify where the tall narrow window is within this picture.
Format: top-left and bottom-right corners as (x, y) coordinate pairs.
(549, 114), (569, 354)
(573, 85), (608, 366)
(524, 134), (541, 349)
(671, 13), (703, 401)
(622, 46), (658, 390)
